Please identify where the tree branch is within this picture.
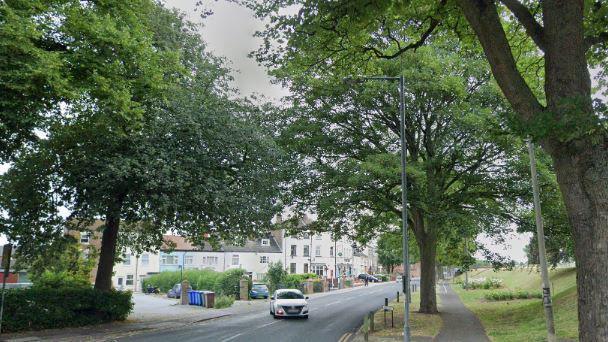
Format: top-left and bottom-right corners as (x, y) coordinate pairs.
(456, 0), (544, 123)
(499, 0), (545, 51)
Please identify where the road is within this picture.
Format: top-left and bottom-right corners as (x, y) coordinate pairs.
(120, 282), (401, 342)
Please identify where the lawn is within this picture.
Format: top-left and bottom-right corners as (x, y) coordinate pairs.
(454, 267), (578, 342)
(365, 290), (443, 339)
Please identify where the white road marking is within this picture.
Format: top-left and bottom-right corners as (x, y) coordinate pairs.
(221, 332), (243, 342)
(324, 300), (341, 307)
(260, 321), (279, 328)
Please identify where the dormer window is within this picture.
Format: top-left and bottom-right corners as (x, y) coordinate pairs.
(261, 239), (270, 246)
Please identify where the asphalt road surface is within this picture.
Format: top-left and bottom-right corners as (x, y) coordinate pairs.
(120, 282), (401, 342)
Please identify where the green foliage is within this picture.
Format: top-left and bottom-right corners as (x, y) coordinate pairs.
(214, 295), (235, 309)
(33, 270), (91, 289)
(22, 236), (95, 288)
(266, 261), (287, 292)
(312, 280), (323, 293)
(0, 288), (132, 333)
(215, 269), (251, 297)
(463, 278), (504, 290)
(484, 290), (543, 301)
(142, 268), (251, 297)
(0, 1), (290, 291)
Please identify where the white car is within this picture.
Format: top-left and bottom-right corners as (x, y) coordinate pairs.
(269, 289), (309, 319)
(396, 275), (403, 282)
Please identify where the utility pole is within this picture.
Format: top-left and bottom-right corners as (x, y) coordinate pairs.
(527, 141), (556, 342)
(464, 237), (469, 289)
(344, 75), (410, 341)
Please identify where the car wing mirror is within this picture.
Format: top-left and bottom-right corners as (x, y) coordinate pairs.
(305, 296), (309, 299)
(270, 296), (275, 300)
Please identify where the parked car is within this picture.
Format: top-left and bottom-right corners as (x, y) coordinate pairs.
(357, 273), (380, 282)
(396, 275), (403, 282)
(167, 283), (182, 298)
(250, 283), (269, 299)
(269, 289), (309, 319)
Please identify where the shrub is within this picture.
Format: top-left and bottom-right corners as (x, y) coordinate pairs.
(484, 290), (542, 301)
(1, 287), (132, 333)
(214, 295), (235, 309)
(344, 279), (353, 287)
(215, 268), (251, 297)
(33, 270), (91, 289)
(266, 261), (287, 292)
(462, 277), (503, 290)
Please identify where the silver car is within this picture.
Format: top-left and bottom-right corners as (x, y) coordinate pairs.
(269, 289), (309, 319)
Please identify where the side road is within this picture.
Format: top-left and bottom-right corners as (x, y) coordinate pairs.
(1, 282), (387, 342)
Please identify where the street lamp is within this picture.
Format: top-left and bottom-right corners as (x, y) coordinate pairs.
(344, 75), (410, 342)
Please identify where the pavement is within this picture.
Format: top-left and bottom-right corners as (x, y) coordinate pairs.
(1, 282), (399, 342)
(435, 283), (490, 342)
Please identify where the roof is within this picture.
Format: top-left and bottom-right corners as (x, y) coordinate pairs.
(162, 234), (282, 253)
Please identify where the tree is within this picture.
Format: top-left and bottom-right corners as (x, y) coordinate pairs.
(0, 3), (288, 292)
(377, 232), (404, 274)
(245, 1), (607, 338)
(273, 43), (524, 313)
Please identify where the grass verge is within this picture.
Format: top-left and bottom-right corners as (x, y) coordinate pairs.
(454, 267), (578, 341)
(362, 291), (442, 339)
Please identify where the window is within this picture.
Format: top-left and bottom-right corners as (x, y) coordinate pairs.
(203, 256), (218, 265)
(315, 245), (321, 257)
(184, 255), (193, 265)
(123, 254), (131, 265)
(161, 255), (178, 265)
(232, 254), (239, 266)
(290, 263), (296, 274)
(260, 256), (269, 264)
(315, 234), (322, 240)
(141, 254), (149, 266)
(261, 239), (270, 246)
(304, 263), (308, 273)
(303, 245), (310, 257)
(126, 275), (133, 286)
(330, 246), (334, 257)
(290, 245), (297, 257)
(311, 264), (324, 276)
(117, 277), (123, 286)
(80, 232), (90, 244)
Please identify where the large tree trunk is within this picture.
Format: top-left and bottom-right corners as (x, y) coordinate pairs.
(418, 236), (438, 313)
(542, 2), (607, 340)
(457, 1), (608, 340)
(552, 142), (608, 341)
(94, 197), (124, 292)
(412, 210), (438, 314)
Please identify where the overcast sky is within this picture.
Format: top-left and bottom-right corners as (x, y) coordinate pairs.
(0, 0), (531, 263)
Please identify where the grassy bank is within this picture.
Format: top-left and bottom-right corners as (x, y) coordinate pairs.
(454, 267), (578, 341)
(364, 291), (443, 339)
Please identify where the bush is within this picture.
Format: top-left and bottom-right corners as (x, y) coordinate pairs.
(266, 262), (287, 292)
(462, 277), (503, 290)
(484, 290), (543, 301)
(33, 270), (91, 289)
(344, 279), (353, 287)
(1, 287), (132, 333)
(214, 295), (235, 309)
(215, 268), (251, 297)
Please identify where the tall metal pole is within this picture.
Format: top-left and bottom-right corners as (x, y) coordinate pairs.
(399, 75), (411, 342)
(464, 237), (469, 289)
(527, 141), (556, 342)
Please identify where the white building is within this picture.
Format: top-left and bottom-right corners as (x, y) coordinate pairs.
(113, 250), (160, 291)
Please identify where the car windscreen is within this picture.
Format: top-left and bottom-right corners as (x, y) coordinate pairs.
(253, 285), (268, 290)
(276, 291), (304, 299)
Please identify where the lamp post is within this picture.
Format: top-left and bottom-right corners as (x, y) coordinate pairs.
(344, 75), (410, 341)
(527, 140), (556, 342)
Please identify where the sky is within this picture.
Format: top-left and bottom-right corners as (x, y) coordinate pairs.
(0, 0), (532, 263)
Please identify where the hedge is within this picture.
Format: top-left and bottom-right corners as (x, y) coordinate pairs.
(485, 290), (543, 301)
(1, 287), (133, 333)
(143, 268), (251, 297)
